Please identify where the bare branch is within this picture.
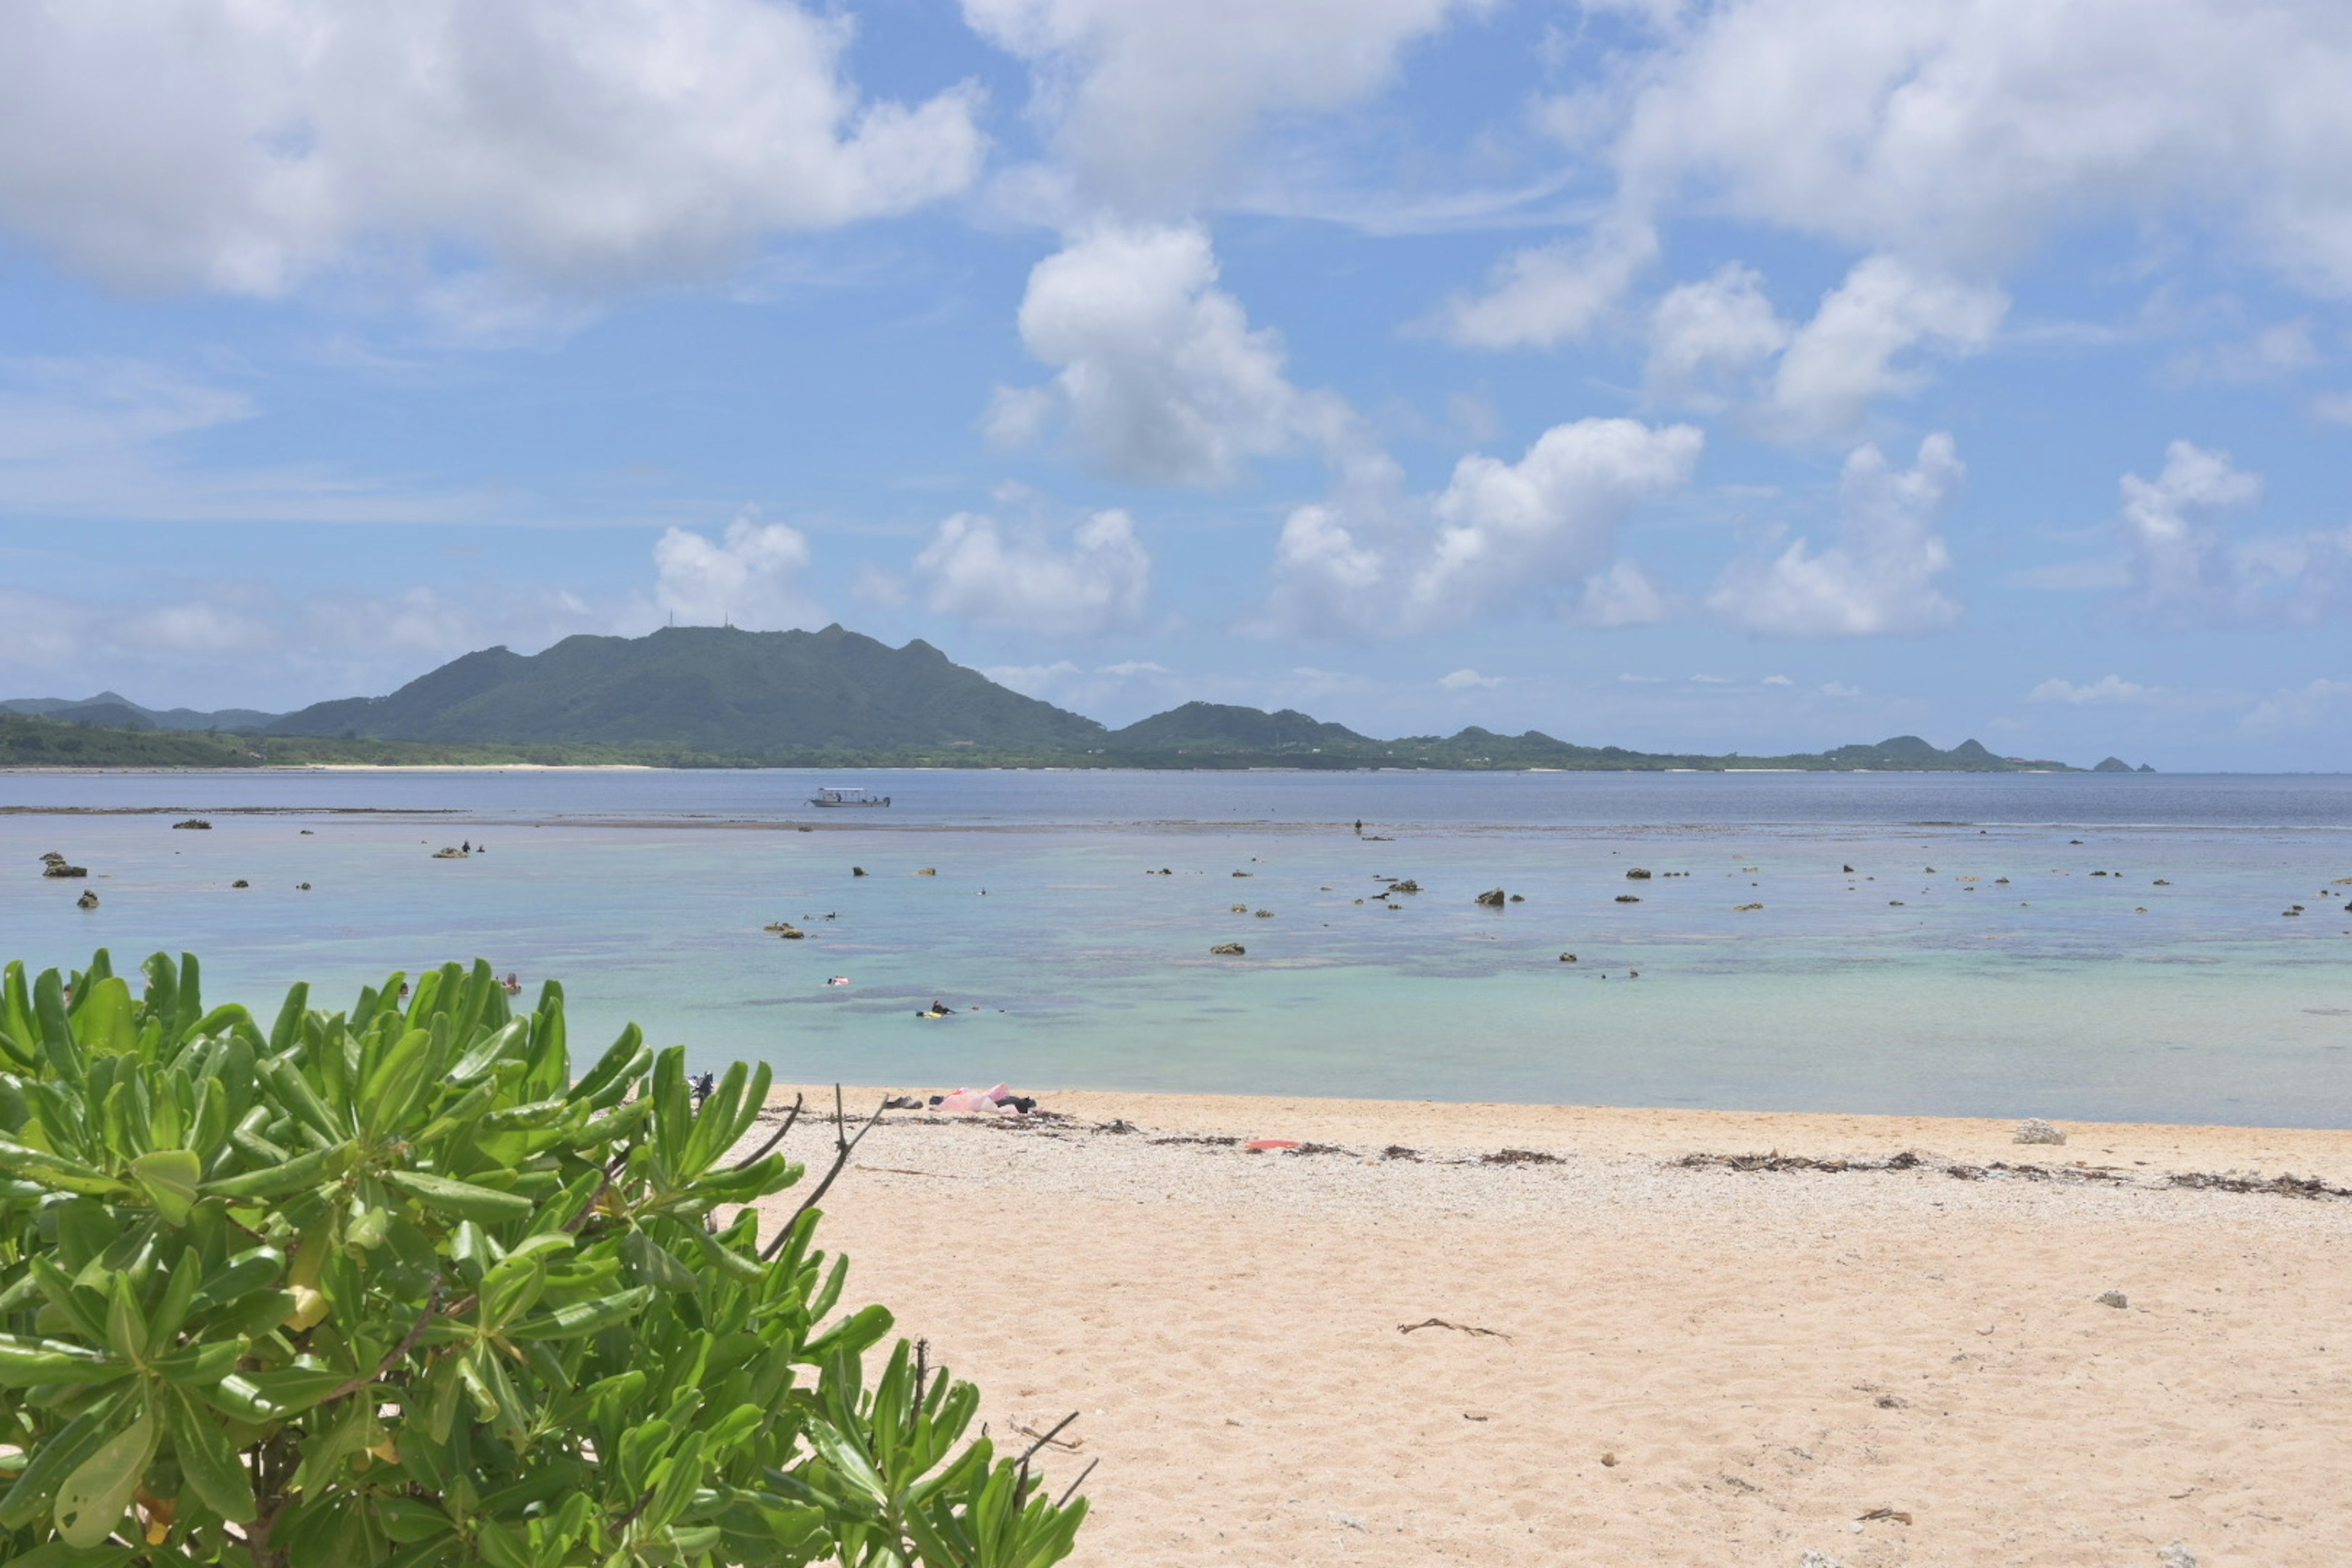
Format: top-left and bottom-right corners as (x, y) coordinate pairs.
(728, 1091), (804, 1172)
(1053, 1457), (1099, 1511)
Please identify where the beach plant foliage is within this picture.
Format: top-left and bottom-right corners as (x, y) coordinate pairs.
(0, 949), (1087, 1567)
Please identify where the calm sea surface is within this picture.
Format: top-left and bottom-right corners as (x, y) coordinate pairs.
(4, 768), (2349, 1126)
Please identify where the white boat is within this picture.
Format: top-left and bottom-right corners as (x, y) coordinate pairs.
(809, 786), (891, 808)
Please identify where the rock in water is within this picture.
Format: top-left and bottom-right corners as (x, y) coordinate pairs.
(2015, 1118), (2067, 1145)
(914, 867), (937, 877)
(231, 880), (249, 889)
(1615, 894), (1641, 903)
(75, 890), (98, 910)
(171, 818), (211, 829)
(1624, 867), (1652, 880)
(851, 866), (867, 876)
(1210, 943), (1245, 956)
(1475, 888), (1506, 908)
(1558, 953), (1577, 963)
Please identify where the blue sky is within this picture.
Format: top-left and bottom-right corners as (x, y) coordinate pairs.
(2, 0), (2348, 768)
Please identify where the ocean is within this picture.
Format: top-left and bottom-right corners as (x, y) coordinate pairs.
(4, 767), (2349, 1126)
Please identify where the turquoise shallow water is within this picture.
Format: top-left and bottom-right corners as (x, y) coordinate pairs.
(3, 768), (2349, 1125)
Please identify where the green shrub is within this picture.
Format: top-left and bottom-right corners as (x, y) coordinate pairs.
(0, 951), (1088, 1567)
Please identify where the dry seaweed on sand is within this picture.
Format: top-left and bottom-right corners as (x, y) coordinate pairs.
(2163, 1170), (2352, 1199)
(1480, 1147), (1564, 1166)
(1148, 1133), (1243, 1147)
(1673, 1150), (1926, 1174)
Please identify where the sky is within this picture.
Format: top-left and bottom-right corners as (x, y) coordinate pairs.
(1, 1), (2349, 769)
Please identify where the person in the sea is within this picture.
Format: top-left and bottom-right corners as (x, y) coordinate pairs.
(1354, 819), (1363, 835)
(690, 1071), (715, 1106)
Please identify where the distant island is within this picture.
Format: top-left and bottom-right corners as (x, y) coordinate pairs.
(2, 624), (2143, 773)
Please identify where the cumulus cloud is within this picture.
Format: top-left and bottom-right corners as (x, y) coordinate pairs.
(1643, 263), (1790, 410)
(1758, 257), (2005, 442)
(2028, 675), (2158, 705)
(964, 0), (1480, 209)
(912, 508), (1151, 635)
(1449, 0), (2352, 379)
(652, 511), (821, 630)
(1709, 432), (1964, 636)
(1577, 559), (1675, 626)
(2118, 440), (2352, 625)
(1435, 218), (1660, 350)
(1635, 254), (2003, 440)
(1438, 668), (1502, 690)
(989, 223), (1349, 484)
(0, 1), (983, 301)
(1598, 0), (2352, 291)
(1265, 417), (1703, 635)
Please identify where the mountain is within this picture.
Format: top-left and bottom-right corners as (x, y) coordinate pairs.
(1106, 703), (1373, 754)
(0, 692), (283, 732)
(267, 624), (1109, 752)
(4, 627), (2087, 771)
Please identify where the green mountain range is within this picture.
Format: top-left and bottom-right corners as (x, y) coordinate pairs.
(1, 624), (2116, 771)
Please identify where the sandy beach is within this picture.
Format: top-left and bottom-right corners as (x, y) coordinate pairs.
(747, 1088), (2352, 1567)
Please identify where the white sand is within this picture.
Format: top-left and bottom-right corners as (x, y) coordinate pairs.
(747, 1090), (2352, 1567)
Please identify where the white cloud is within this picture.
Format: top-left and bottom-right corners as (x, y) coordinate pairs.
(1434, 218), (1660, 350)
(2028, 675), (2158, 705)
(1594, 0), (2352, 292)
(652, 511), (822, 630)
(913, 508), (1151, 635)
(0, 1), (982, 302)
(1577, 559), (1674, 626)
(2244, 679), (2352, 733)
(1265, 418), (1702, 635)
(1438, 668), (1502, 690)
(1760, 674), (1794, 685)
(1709, 431), (1964, 636)
(1820, 681), (1863, 697)
(2118, 440), (2352, 625)
(1759, 257), (2005, 442)
(990, 224), (1349, 484)
(964, 0), (1480, 210)
(1644, 263), (1790, 410)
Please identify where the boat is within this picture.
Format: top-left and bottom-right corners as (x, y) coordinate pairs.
(809, 786), (891, 808)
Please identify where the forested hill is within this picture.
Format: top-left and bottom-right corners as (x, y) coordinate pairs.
(268, 625), (1110, 752)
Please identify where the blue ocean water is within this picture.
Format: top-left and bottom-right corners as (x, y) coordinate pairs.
(4, 767), (2349, 1126)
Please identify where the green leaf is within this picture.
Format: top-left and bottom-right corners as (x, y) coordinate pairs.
(201, 1138), (350, 1200)
(382, 1169), (533, 1226)
(69, 978), (135, 1057)
(55, 1405), (154, 1548)
(505, 1287), (654, 1342)
(129, 1149), (202, 1224)
(167, 1384), (255, 1523)
(0, 1335), (127, 1387)
(0, 1398), (119, 1529)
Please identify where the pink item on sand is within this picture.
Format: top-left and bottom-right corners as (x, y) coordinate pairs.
(936, 1088), (1003, 1114)
(1246, 1139), (1301, 1152)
